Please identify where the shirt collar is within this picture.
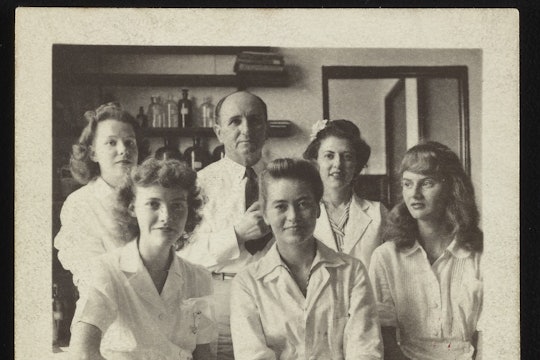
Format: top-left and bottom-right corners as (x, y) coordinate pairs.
(221, 155), (265, 183)
(255, 239), (346, 281)
(119, 239), (184, 277)
(402, 238), (472, 259)
(92, 176), (116, 199)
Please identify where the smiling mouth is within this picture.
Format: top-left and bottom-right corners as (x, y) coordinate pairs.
(410, 203), (425, 209)
(116, 160), (132, 165)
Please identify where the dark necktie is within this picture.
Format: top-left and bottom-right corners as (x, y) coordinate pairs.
(244, 167), (272, 254)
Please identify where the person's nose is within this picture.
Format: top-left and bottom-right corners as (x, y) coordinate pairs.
(412, 183), (423, 199)
(159, 205), (170, 223)
(117, 141), (127, 155)
(286, 206), (298, 222)
(239, 117), (250, 135)
(332, 155), (342, 168)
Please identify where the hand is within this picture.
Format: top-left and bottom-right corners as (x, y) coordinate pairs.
(234, 202), (271, 244)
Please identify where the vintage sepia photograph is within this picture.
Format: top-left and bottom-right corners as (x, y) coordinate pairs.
(15, 8), (519, 360)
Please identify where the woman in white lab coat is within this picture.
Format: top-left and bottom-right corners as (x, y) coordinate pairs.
(230, 158), (382, 360)
(70, 158), (216, 360)
(54, 102), (146, 289)
(303, 119), (387, 269)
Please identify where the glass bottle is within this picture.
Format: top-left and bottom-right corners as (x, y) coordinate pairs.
(148, 96), (164, 128)
(184, 137), (210, 171)
(52, 283), (63, 346)
(155, 138), (183, 161)
(136, 106), (148, 128)
(178, 89), (193, 128)
(164, 94), (179, 128)
(199, 96), (215, 128)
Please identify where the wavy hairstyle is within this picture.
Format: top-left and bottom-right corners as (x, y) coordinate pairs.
(303, 119), (371, 176)
(259, 158), (324, 210)
(382, 141), (482, 252)
(118, 158), (203, 249)
(70, 102), (146, 184)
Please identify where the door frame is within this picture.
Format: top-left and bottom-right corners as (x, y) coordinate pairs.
(322, 66), (471, 175)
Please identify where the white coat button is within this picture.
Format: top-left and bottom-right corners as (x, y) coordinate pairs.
(158, 313), (165, 320)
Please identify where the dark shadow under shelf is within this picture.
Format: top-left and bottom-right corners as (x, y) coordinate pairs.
(60, 72), (289, 88)
(143, 121), (292, 138)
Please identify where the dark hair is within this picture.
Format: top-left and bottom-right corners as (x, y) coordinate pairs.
(303, 119), (371, 175)
(259, 158), (324, 209)
(70, 102), (145, 184)
(382, 141), (482, 252)
(214, 91), (268, 125)
(118, 158), (203, 247)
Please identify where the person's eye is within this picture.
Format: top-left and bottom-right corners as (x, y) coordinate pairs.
(125, 139), (136, 147)
(298, 201), (311, 209)
(401, 180), (413, 189)
(344, 154), (355, 162)
(275, 204), (287, 211)
(324, 153), (334, 160)
(422, 179), (435, 189)
(147, 201), (160, 210)
(172, 202), (186, 211)
(106, 139), (116, 146)
(229, 117), (241, 126)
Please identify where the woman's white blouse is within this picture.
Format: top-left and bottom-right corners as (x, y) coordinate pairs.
(369, 240), (483, 360)
(73, 240), (216, 360)
(230, 240), (383, 360)
(54, 177), (134, 288)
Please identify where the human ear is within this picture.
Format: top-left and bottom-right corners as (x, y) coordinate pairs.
(89, 144), (98, 162)
(128, 202), (137, 218)
(213, 124), (223, 143)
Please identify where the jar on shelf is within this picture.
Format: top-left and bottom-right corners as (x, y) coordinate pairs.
(184, 137), (210, 171)
(136, 106), (148, 128)
(199, 96), (215, 128)
(178, 89), (193, 128)
(155, 138), (183, 161)
(148, 96), (164, 128)
(164, 94), (179, 128)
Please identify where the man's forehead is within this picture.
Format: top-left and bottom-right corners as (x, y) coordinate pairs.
(220, 92), (265, 113)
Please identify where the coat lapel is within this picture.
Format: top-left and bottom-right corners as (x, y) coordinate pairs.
(342, 196), (373, 254)
(120, 242), (166, 313)
(314, 204), (338, 251)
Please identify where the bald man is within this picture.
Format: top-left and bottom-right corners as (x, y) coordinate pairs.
(178, 91), (274, 359)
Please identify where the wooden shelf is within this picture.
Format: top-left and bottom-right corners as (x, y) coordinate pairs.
(142, 121), (292, 138)
(59, 72), (288, 88)
(53, 45), (275, 56)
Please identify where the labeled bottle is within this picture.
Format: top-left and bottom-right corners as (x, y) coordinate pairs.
(199, 96), (215, 128)
(164, 94), (179, 128)
(212, 144), (225, 162)
(148, 96), (164, 128)
(136, 106), (148, 128)
(178, 89), (193, 128)
(184, 137), (210, 171)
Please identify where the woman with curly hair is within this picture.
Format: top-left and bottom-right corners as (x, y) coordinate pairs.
(70, 158), (215, 360)
(304, 119), (387, 270)
(369, 141), (483, 360)
(54, 102), (146, 289)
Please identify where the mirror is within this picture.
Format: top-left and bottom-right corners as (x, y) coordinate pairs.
(322, 66), (470, 207)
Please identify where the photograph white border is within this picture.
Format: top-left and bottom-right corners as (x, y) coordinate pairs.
(15, 8), (519, 359)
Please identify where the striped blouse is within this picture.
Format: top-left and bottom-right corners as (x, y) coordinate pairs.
(325, 200), (352, 253)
